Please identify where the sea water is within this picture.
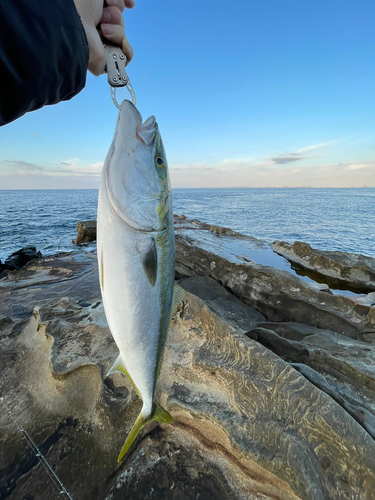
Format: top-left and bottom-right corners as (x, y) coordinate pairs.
(0, 188), (374, 262)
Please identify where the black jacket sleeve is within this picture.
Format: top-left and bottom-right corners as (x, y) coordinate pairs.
(0, 0), (89, 126)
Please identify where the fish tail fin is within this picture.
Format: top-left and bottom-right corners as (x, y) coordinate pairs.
(117, 403), (173, 463)
(117, 411), (145, 463)
(153, 403), (173, 424)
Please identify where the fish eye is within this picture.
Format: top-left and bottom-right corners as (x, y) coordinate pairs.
(156, 156), (165, 168)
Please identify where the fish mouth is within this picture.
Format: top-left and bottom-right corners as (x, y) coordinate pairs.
(120, 100), (157, 146)
(137, 115), (157, 145)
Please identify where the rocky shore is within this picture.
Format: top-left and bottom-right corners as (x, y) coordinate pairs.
(1, 216), (374, 499)
(271, 240), (375, 294)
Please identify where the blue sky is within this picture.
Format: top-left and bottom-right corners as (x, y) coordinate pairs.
(1, 0), (374, 189)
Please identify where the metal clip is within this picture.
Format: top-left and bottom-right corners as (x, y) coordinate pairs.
(104, 41), (129, 87)
(102, 38), (137, 107)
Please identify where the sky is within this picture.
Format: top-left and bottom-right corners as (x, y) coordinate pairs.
(1, 0), (375, 189)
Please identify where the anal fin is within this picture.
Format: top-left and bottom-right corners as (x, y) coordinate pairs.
(106, 355), (140, 396)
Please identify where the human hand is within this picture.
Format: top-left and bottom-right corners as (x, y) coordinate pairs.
(73, 0), (135, 76)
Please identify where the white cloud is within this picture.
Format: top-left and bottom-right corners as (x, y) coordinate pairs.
(217, 158), (254, 171)
(295, 139), (339, 154)
(344, 162), (373, 171)
(0, 158), (105, 189)
(170, 159), (375, 188)
(1, 139), (374, 189)
(2, 160), (43, 171)
(170, 138), (344, 184)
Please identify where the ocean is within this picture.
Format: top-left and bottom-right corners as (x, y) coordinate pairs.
(0, 188), (374, 263)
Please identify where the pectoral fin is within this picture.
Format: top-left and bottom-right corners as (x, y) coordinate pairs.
(117, 404), (172, 462)
(142, 238), (157, 287)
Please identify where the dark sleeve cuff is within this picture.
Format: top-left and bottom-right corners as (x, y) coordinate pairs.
(0, 0), (89, 126)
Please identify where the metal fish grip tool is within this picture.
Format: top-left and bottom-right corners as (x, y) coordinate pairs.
(103, 40), (136, 109)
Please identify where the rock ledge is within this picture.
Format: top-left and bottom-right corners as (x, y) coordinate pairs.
(272, 240), (375, 293)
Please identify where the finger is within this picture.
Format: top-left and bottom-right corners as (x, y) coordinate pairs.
(86, 26), (106, 76)
(101, 6), (124, 28)
(101, 24), (134, 63)
(107, 0), (135, 11)
(121, 36), (134, 65)
(106, 0), (125, 13)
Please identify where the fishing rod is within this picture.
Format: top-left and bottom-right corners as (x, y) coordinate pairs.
(1, 397), (74, 500)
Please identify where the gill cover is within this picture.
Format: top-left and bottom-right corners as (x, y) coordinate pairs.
(104, 100), (171, 232)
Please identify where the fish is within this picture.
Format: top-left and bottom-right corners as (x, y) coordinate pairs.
(97, 100), (184, 462)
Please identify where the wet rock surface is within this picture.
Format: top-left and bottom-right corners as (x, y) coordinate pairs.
(0, 246), (42, 274)
(174, 217), (375, 337)
(271, 240), (375, 294)
(72, 220), (97, 245)
(73, 215), (374, 297)
(0, 251), (100, 320)
(1, 220), (375, 499)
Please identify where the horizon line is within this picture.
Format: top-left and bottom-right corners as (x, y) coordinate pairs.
(0, 186), (373, 191)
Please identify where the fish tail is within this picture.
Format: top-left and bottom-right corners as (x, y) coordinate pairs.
(117, 403), (173, 462)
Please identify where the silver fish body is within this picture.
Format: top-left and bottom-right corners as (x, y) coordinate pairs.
(97, 100), (181, 460)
